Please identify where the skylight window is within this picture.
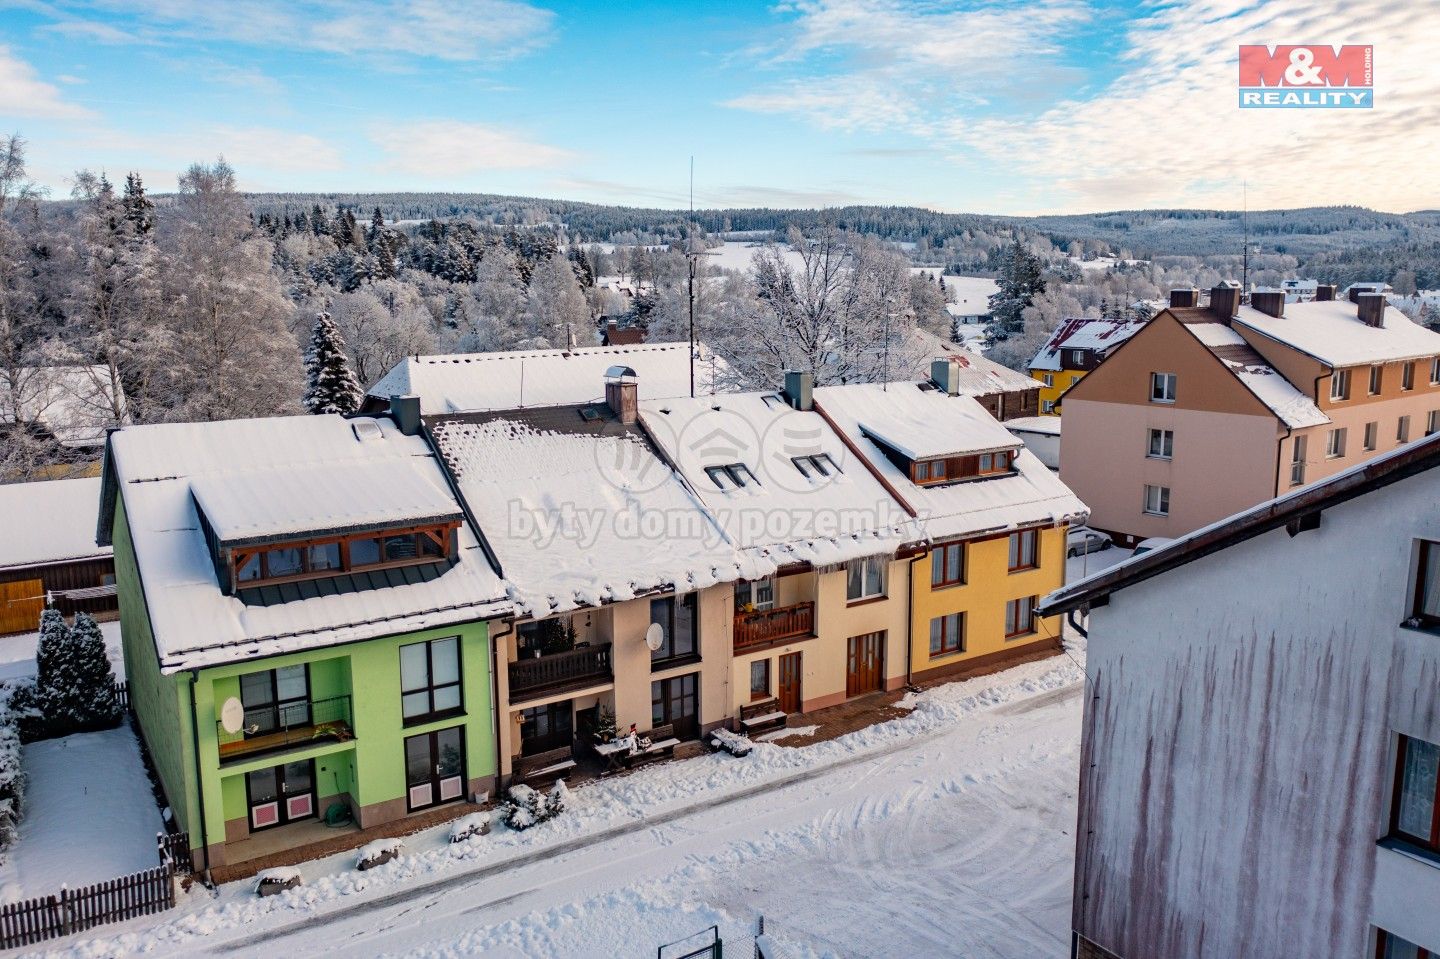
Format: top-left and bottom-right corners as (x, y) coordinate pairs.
(705, 463), (759, 490)
(792, 453), (840, 478)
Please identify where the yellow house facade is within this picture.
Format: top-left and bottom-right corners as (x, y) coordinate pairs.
(909, 525), (1068, 684)
(1029, 317), (1147, 415)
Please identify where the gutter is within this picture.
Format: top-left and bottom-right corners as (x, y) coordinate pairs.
(488, 616), (515, 795)
(187, 669), (213, 885)
(905, 550), (924, 688)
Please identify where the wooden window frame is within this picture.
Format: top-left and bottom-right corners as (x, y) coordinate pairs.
(911, 451), (1014, 487)
(1389, 733), (1440, 853)
(1007, 529), (1039, 573)
(399, 636), (465, 727)
(231, 522), (457, 590)
(929, 612), (964, 656)
(931, 541), (966, 589)
(1005, 596), (1038, 639)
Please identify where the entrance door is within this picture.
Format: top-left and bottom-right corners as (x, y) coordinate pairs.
(651, 673), (699, 741)
(520, 701), (573, 755)
(777, 653), (803, 714)
(846, 632), (885, 697)
(246, 759), (316, 831)
(405, 726), (466, 811)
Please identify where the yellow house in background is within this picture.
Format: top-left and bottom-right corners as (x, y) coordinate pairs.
(1029, 317), (1147, 415)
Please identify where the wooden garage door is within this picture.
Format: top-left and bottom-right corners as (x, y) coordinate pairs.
(0, 580), (44, 636)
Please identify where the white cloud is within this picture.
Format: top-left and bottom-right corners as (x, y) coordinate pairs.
(31, 0), (554, 62)
(726, 0), (1090, 135)
(0, 44), (94, 119)
(958, 0), (1440, 212)
(371, 120), (572, 177)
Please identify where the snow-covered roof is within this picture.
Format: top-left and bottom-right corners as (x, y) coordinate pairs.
(1004, 416), (1062, 437)
(102, 415), (508, 672)
(814, 383), (1089, 542)
(852, 386), (1020, 461)
(1, 366), (127, 447)
(191, 460), (463, 544)
(430, 407), (757, 619)
(1234, 300), (1440, 367)
(906, 330), (1037, 397)
(0, 477), (110, 570)
(367, 342), (726, 416)
(638, 393), (916, 567)
(1181, 321), (1330, 429)
(1029, 318), (1146, 372)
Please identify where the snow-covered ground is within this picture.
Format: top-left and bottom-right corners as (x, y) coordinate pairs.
(0, 619), (124, 682)
(33, 650), (1086, 959)
(0, 725), (162, 903)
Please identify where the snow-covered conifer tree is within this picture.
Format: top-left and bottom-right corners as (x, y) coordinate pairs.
(303, 311), (363, 415)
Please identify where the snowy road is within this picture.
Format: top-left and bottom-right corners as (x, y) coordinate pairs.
(202, 682), (1079, 958)
(38, 653), (1084, 959)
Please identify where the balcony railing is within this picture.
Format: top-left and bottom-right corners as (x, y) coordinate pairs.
(734, 601), (815, 652)
(216, 694), (353, 763)
(509, 643), (613, 702)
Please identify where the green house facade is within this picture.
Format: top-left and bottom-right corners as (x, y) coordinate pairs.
(99, 412), (510, 873)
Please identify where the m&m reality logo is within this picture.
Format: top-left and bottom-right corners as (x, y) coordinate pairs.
(1238, 45), (1373, 108)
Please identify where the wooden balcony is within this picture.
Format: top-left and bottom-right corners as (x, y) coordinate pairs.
(216, 694), (353, 764)
(509, 643), (613, 702)
(734, 601), (815, 652)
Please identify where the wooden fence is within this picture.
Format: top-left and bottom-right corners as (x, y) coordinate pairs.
(0, 831), (190, 950)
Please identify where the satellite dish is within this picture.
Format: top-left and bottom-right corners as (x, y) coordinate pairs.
(220, 697), (245, 734)
(644, 623), (664, 652)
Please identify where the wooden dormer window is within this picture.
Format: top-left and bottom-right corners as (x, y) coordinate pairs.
(231, 522), (458, 589)
(910, 450), (1014, 486)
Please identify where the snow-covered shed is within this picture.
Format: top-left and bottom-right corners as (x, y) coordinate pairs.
(0, 477), (115, 633)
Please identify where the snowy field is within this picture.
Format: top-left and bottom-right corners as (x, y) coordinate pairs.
(0, 619), (123, 682)
(0, 725), (162, 903)
(31, 650), (1087, 958)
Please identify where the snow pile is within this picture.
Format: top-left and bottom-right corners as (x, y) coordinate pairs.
(356, 837), (403, 870)
(448, 812), (490, 844)
(502, 781), (569, 831)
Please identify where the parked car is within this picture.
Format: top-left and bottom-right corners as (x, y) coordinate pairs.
(1066, 526), (1113, 557)
(1132, 536), (1177, 556)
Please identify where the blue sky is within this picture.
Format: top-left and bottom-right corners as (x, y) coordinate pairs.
(2, 0), (1437, 214)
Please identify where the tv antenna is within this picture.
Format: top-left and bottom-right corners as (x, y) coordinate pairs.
(684, 156), (714, 398)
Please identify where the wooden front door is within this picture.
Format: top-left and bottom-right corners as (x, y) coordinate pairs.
(0, 580), (43, 636)
(777, 653), (802, 713)
(405, 725), (466, 811)
(846, 632), (885, 697)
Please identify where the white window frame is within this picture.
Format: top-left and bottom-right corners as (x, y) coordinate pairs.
(1431, 357), (1440, 386)
(1399, 416), (1412, 443)
(1041, 400), (1055, 413)
(1403, 362), (1416, 391)
(1369, 364), (1383, 395)
(1429, 410), (1440, 437)
(1363, 421), (1378, 451)
(846, 555), (888, 602)
(1325, 427), (1347, 459)
(1289, 435), (1307, 486)
(1150, 372), (1177, 404)
(1143, 484), (1170, 516)
(1041, 373), (1054, 388)
(1330, 368), (1351, 401)
(1146, 428), (1174, 460)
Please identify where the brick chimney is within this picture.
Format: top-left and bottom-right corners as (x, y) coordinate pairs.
(1315, 283), (1336, 302)
(603, 365), (638, 424)
(1357, 292), (1387, 328)
(1169, 288), (1199, 308)
(1251, 290), (1286, 319)
(1209, 283), (1242, 323)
